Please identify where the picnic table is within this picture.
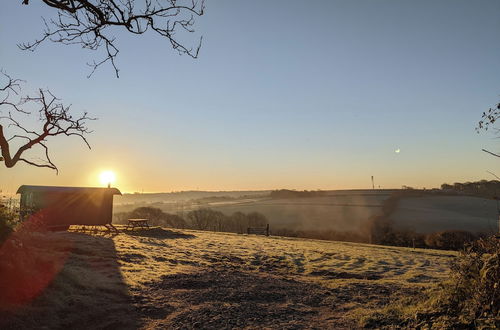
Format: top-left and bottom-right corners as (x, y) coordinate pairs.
(126, 218), (150, 230)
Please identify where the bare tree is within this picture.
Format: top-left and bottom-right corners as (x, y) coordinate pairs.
(187, 208), (211, 230)
(0, 71), (93, 172)
(20, 0), (205, 77)
(478, 103), (500, 133)
(478, 102), (500, 158)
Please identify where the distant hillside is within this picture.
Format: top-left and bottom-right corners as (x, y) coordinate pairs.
(391, 195), (499, 234)
(115, 190), (270, 205)
(113, 189), (399, 232)
(208, 193), (391, 232)
(113, 189), (498, 237)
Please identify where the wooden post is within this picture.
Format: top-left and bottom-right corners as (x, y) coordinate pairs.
(266, 224), (270, 236)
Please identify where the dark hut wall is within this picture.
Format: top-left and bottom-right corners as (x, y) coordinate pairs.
(36, 191), (114, 226)
(19, 188), (118, 226)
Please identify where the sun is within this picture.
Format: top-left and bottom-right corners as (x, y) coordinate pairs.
(99, 170), (116, 187)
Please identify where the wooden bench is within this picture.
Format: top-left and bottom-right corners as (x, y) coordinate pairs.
(247, 224), (270, 236)
(126, 218), (150, 230)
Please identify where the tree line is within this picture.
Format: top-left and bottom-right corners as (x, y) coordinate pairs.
(270, 189), (328, 199)
(114, 207), (268, 234)
(441, 179), (500, 198)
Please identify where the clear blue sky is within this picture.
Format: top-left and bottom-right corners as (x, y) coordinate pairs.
(1, 0), (500, 193)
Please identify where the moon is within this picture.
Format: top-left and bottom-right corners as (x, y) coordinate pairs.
(395, 148), (401, 154)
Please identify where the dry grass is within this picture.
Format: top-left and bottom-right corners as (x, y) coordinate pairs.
(0, 227), (456, 329)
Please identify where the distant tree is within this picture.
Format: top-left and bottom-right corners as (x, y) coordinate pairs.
(129, 206), (164, 226)
(270, 189), (327, 199)
(453, 182), (464, 192)
(441, 183), (453, 190)
(163, 212), (188, 229)
(439, 179), (500, 198)
(112, 211), (130, 224)
(0, 72), (92, 172)
(187, 208), (212, 230)
(246, 212), (267, 227)
(115, 208), (188, 228)
(425, 230), (477, 250)
(210, 210), (227, 232)
(221, 215), (236, 233)
(230, 211), (247, 234)
(20, 0), (205, 77)
(187, 208), (234, 232)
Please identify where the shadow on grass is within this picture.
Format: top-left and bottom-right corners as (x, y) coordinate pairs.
(131, 269), (420, 328)
(0, 231), (140, 329)
(122, 227), (196, 240)
(135, 270), (327, 328)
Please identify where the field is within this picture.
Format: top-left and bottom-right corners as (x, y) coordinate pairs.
(1, 227), (455, 329)
(114, 190), (498, 234)
(390, 195), (498, 234)
(209, 195), (387, 232)
(114, 190), (394, 232)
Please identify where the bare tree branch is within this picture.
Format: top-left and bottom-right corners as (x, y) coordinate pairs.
(20, 0), (205, 77)
(486, 170), (500, 181)
(0, 71), (94, 173)
(477, 102), (500, 132)
(482, 148), (500, 158)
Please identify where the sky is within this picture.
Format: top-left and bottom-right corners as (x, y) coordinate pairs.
(1, 0), (500, 194)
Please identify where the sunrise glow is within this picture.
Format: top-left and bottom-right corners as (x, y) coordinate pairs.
(99, 170), (116, 187)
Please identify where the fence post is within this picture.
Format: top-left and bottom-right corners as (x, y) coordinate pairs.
(266, 224), (269, 236)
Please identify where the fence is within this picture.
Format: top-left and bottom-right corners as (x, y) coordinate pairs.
(247, 224), (270, 236)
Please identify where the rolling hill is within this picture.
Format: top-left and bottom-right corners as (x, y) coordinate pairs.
(0, 227), (456, 329)
(390, 195), (498, 234)
(114, 189), (499, 234)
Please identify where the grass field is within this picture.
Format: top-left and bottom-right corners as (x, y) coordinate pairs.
(209, 195), (387, 231)
(114, 190), (394, 232)
(115, 190), (498, 234)
(0, 227), (455, 329)
(390, 195), (498, 234)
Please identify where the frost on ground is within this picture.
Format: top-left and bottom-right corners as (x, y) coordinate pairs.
(0, 227), (455, 329)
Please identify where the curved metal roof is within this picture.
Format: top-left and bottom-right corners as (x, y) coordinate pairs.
(16, 185), (122, 195)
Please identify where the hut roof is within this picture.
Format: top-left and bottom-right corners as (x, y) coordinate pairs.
(16, 185), (122, 195)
